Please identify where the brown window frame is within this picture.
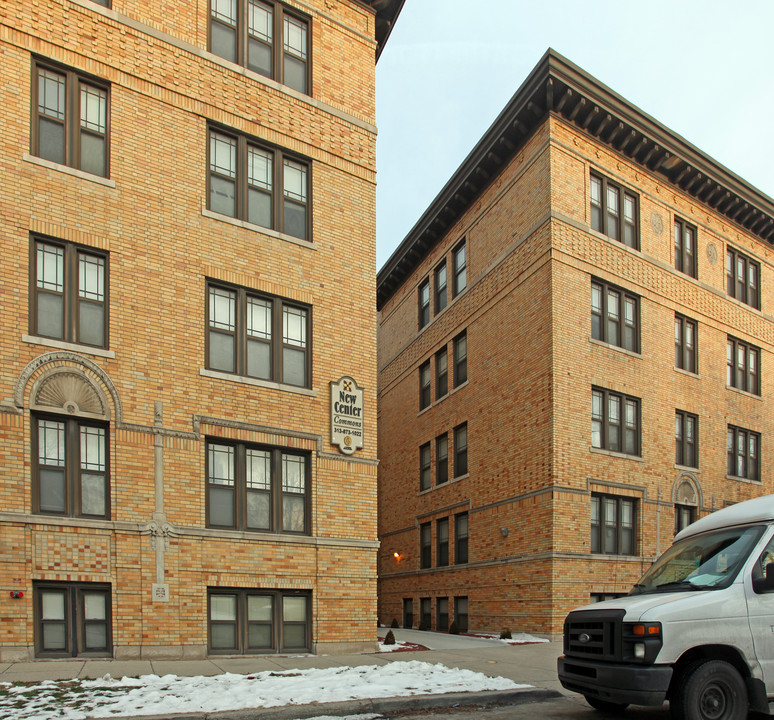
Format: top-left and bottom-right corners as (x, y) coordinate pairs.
(674, 217), (697, 278)
(206, 440), (311, 535)
(32, 58), (110, 177)
(207, 588), (310, 655)
(208, 125), (311, 241)
(30, 235), (109, 349)
(590, 173), (639, 249)
(675, 504), (695, 535)
(418, 278), (430, 329)
(727, 425), (760, 482)
(419, 442), (431, 491)
(454, 512), (468, 564)
(591, 279), (639, 353)
(208, 0), (311, 94)
(34, 581), (112, 658)
(419, 360), (431, 410)
(675, 314), (697, 374)
(726, 246), (760, 309)
(591, 493), (637, 555)
(435, 433), (448, 485)
(727, 336), (760, 396)
(453, 422), (468, 477)
(206, 280), (311, 388)
(435, 346), (448, 399)
(420, 522), (432, 569)
(453, 330), (467, 387)
(452, 239), (467, 297)
(675, 410), (698, 469)
(434, 261), (447, 314)
(591, 387), (641, 456)
(436, 518), (449, 567)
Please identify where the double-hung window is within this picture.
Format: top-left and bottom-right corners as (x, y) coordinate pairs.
(435, 262), (447, 313)
(420, 522), (432, 569)
(419, 360), (431, 410)
(726, 247), (760, 309)
(590, 173), (638, 249)
(674, 217), (697, 278)
(454, 423), (468, 477)
(436, 347), (448, 398)
(31, 237), (108, 348)
(33, 60), (110, 177)
(455, 512), (468, 564)
(418, 279), (430, 329)
(727, 336), (760, 395)
(591, 494), (636, 555)
(208, 127), (310, 240)
(591, 279), (639, 352)
(591, 388), (640, 456)
(452, 240), (467, 296)
(436, 434), (448, 485)
(675, 410), (698, 468)
(33, 415), (109, 519)
(674, 314), (697, 373)
(419, 442), (431, 491)
(207, 282), (310, 387)
(727, 425), (760, 482)
(453, 331), (467, 387)
(206, 441), (310, 533)
(209, 0), (310, 94)
(437, 518), (449, 567)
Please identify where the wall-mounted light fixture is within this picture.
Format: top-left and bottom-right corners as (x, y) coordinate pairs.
(393, 552), (401, 560)
(500, 528), (509, 538)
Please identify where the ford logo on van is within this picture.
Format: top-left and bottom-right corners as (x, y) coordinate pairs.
(579, 633), (591, 644)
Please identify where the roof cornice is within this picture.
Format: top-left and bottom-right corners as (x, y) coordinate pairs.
(361, 0), (405, 60)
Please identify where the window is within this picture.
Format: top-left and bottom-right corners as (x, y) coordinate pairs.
(207, 282), (310, 387)
(436, 347), (448, 399)
(34, 582), (111, 657)
(591, 280), (639, 352)
(419, 360), (431, 410)
(727, 425), (760, 482)
(208, 127), (310, 240)
(454, 423), (468, 477)
(452, 240), (467, 296)
(33, 415), (109, 518)
(420, 598), (431, 629)
(675, 504), (695, 535)
(591, 388), (640, 456)
(726, 247), (760, 309)
(33, 60), (109, 177)
(437, 518), (449, 567)
(675, 411), (698, 468)
(418, 279), (430, 329)
(31, 237), (108, 348)
(453, 331), (467, 387)
(727, 336), (760, 395)
(590, 173), (638, 248)
(436, 597), (449, 631)
(455, 512), (468, 564)
(90, 0), (110, 6)
(420, 523), (431, 569)
(435, 262), (447, 313)
(454, 596), (468, 632)
(403, 598), (413, 629)
(208, 589), (309, 654)
(675, 314), (697, 373)
(436, 434), (448, 485)
(209, 0), (310, 94)
(419, 442), (431, 491)
(206, 441), (309, 533)
(674, 217), (697, 278)
(591, 494), (636, 555)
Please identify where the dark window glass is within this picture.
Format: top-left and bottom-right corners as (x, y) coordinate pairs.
(209, 0), (310, 94)
(452, 240), (467, 296)
(674, 218), (697, 278)
(591, 387), (640, 456)
(435, 262), (447, 313)
(32, 237), (108, 348)
(33, 415), (109, 518)
(591, 494), (636, 555)
(207, 282), (310, 387)
(208, 589), (309, 654)
(727, 336), (760, 395)
(675, 504), (695, 535)
(727, 425), (760, 482)
(436, 597), (449, 631)
(418, 279), (430, 329)
(419, 360), (431, 410)
(206, 441), (309, 534)
(403, 598), (413, 629)
(590, 173), (639, 249)
(436, 347), (448, 398)
(454, 423), (468, 477)
(454, 596), (468, 632)
(453, 331), (467, 387)
(455, 512), (468, 564)
(436, 434), (448, 485)
(591, 279), (639, 352)
(208, 127), (310, 240)
(437, 518), (449, 567)
(420, 523), (432, 569)
(420, 597), (431, 629)
(675, 314), (697, 373)
(726, 247), (760, 309)
(34, 582), (111, 657)
(675, 410), (698, 468)
(33, 61), (110, 177)
(419, 442), (431, 491)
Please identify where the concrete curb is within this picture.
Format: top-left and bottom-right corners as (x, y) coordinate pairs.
(112, 688), (562, 720)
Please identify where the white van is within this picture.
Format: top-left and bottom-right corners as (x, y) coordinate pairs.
(557, 494), (774, 719)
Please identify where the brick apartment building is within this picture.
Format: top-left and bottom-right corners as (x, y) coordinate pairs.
(376, 50), (774, 636)
(0, 0), (402, 661)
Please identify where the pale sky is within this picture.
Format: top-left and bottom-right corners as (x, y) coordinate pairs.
(375, 0), (774, 270)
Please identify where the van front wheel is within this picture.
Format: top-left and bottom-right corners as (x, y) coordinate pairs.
(671, 660), (747, 720)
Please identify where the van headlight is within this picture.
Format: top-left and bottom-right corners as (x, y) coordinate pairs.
(623, 622), (662, 664)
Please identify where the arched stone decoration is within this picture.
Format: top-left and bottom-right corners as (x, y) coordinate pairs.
(673, 474), (701, 507)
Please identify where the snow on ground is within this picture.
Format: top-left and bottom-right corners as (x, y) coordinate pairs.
(464, 633), (549, 645)
(0, 661), (530, 720)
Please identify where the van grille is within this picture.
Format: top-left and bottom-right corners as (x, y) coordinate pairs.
(564, 609), (625, 662)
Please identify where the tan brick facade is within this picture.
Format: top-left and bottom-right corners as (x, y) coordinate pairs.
(0, 0), (396, 661)
(377, 51), (774, 637)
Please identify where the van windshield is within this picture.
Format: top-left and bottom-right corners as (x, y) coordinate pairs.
(630, 524), (765, 595)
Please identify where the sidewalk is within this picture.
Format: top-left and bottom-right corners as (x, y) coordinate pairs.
(0, 630), (568, 718)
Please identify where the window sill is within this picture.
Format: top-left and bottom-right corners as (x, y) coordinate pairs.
(588, 337), (642, 358)
(200, 368), (317, 397)
(726, 474), (762, 485)
(417, 381), (469, 417)
(417, 472), (469, 495)
(674, 367), (700, 379)
(23, 335), (115, 359)
(674, 464), (700, 473)
(726, 385), (763, 401)
(589, 446), (644, 462)
(22, 154), (116, 187)
(725, 294), (761, 313)
(589, 227), (641, 254)
(202, 209), (316, 250)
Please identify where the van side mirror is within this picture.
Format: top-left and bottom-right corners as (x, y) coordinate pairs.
(754, 562), (774, 594)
